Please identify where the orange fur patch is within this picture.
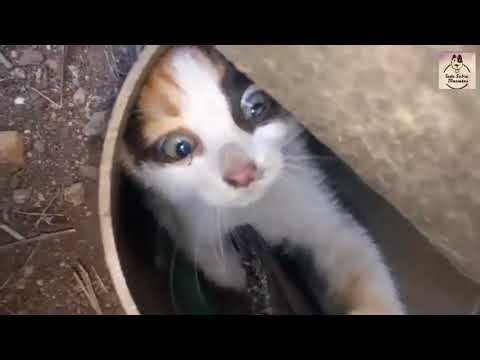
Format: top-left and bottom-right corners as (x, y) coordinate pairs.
(137, 46), (226, 147)
(137, 49), (185, 146)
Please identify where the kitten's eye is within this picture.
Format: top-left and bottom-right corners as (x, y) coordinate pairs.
(241, 85), (271, 123)
(160, 133), (195, 161)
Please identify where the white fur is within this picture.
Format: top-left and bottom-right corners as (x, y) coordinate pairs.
(130, 47), (405, 314)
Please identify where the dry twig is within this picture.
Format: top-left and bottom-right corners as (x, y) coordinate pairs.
(73, 263), (103, 315)
(30, 87), (61, 108)
(14, 210), (65, 218)
(0, 228), (76, 252)
(0, 51), (13, 69)
(35, 189), (61, 227)
(0, 223), (25, 241)
(91, 266), (108, 294)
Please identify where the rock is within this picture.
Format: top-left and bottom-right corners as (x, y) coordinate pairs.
(79, 165), (98, 181)
(45, 59), (58, 72)
(68, 65), (80, 86)
(37, 192), (45, 202)
(64, 182), (85, 207)
(73, 88), (86, 105)
(33, 140), (45, 153)
(13, 188), (32, 204)
(15, 278), (26, 290)
(24, 265), (34, 277)
(83, 111), (107, 137)
(34, 68), (42, 82)
(17, 49), (44, 66)
(10, 50), (18, 59)
(36, 279), (44, 287)
(11, 67), (26, 79)
(14, 97), (25, 105)
(0, 131), (24, 167)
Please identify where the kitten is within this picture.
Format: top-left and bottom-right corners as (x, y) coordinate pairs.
(121, 45), (405, 315)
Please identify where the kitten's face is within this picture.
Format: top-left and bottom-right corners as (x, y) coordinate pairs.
(124, 46), (302, 208)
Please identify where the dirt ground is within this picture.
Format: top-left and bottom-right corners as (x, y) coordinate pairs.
(0, 45), (141, 315)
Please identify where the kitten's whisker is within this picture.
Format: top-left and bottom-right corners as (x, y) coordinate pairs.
(284, 154), (335, 162)
(284, 130), (306, 146)
(193, 242), (208, 306)
(282, 162), (315, 173)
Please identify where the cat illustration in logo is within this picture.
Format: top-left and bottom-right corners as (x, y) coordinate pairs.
(443, 54), (471, 89)
(444, 54), (470, 74)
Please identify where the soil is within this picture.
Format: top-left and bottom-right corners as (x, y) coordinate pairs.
(0, 45), (140, 315)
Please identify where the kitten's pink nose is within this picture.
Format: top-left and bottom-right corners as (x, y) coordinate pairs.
(223, 162), (257, 188)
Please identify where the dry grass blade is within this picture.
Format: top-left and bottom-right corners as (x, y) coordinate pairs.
(73, 263), (103, 315)
(35, 188), (61, 227)
(0, 228), (76, 252)
(90, 265), (108, 294)
(0, 50), (13, 69)
(30, 87), (61, 109)
(60, 45), (67, 107)
(14, 210), (65, 217)
(0, 223), (25, 241)
(104, 45), (120, 80)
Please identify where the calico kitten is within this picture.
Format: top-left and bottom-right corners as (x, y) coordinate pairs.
(121, 45), (404, 315)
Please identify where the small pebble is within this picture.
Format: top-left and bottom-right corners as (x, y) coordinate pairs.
(15, 279), (26, 290)
(36, 279), (44, 287)
(24, 129), (31, 134)
(24, 266), (34, 277)
(33, 140), (45, 153)
(14, 97), (25, 105)
(11, 67), (26, 79)
(13, 188), (31, 204)
(45, 59), (58, 72)
(10, 50), (18, 58)
(83, 111), (107, 137)
(35, 68), (42, 82)
(73, 88), (86, 106)
(64, 182), (85, 207)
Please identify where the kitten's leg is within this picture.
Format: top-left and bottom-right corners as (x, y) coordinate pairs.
(262, 178), (404, 314)
(294, 216), (404, 314)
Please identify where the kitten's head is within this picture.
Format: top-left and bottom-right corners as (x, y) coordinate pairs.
(123, 45), (303, 208)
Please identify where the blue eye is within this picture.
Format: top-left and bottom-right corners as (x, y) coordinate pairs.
(161, 133), (195, 161)
(176, 140), (192, 157)
(241, 84), (271, 123)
